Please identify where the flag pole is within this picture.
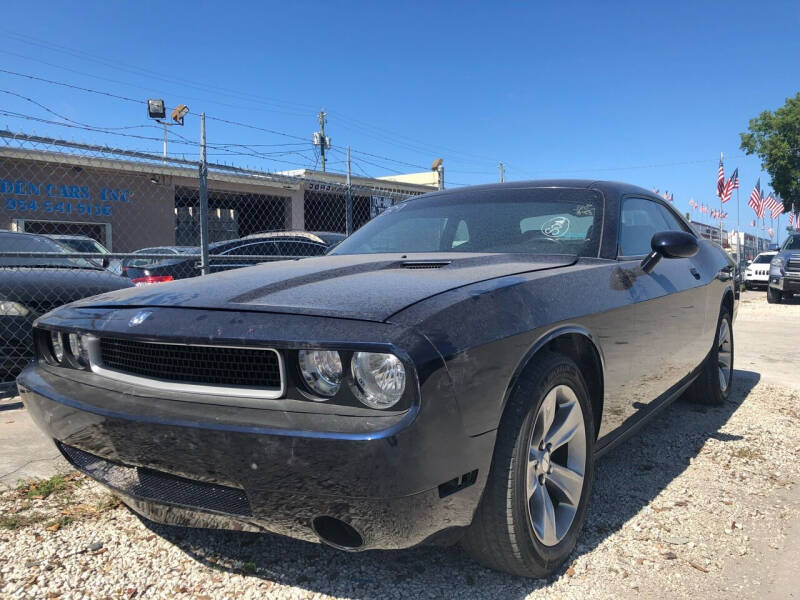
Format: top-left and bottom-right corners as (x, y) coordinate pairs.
(719, 152), (723, 246)
(736, 179), (740, 261)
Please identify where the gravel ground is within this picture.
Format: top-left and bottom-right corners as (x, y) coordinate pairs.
(2, 293), (799, 600)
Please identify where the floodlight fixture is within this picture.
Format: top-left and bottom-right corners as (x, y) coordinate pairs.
(147, 99), (166, 120)
(171, 104), (190, 125)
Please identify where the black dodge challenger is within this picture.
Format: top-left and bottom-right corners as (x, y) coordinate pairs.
(18, 180), (736, 578)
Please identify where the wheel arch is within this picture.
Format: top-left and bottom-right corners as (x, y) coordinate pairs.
(721, 288), (734, 315)
(502, 326), (605, 440)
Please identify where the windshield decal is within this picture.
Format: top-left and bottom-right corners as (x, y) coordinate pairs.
(541, 216), (571, 238)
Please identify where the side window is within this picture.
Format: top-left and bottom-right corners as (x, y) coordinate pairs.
(452, 220), (469, 248)
(226, 242), (278, 256)
(619, 197), (676, 256)
(277, 241), (326, 256)
(655, 205), (691, 233)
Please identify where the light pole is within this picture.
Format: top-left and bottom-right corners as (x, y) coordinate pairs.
(147, 99), (189, 161)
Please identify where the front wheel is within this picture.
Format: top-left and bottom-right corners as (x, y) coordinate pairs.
(462, 352), (594, 578)
(767, 286), (782, 304)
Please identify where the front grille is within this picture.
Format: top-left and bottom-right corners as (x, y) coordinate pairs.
(98, 337), (281, 389)
(786, 256), (800, 272)
(59, 443), (252, 516)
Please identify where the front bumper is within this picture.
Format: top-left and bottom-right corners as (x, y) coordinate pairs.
(17, 363), (494, 550)
(770, 274), (800, 293)
(744, 273), (769, 286)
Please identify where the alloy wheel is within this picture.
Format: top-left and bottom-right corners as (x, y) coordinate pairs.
(526, 384), (587, 546)
(717, 318), (732, 393)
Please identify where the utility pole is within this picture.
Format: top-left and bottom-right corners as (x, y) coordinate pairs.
(499, 162), (505, 183)
(345, 145), (353, 235)
(198, 113), (210, 276)
(313, 109), (331, 172)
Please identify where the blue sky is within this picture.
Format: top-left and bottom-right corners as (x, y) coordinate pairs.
(1, 1), (798, 235)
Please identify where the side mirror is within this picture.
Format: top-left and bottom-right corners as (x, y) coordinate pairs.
(640, 231), (698, 274)
(101, 257), (110, 268)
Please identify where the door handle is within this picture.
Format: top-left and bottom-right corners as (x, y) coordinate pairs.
(689, 267), (701, 280)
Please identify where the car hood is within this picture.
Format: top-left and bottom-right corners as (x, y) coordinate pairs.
(71, 253), (577, 322)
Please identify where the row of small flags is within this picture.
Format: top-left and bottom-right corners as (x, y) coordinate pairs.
(687, 198), (727, 219)
(651, 188), (674, 202)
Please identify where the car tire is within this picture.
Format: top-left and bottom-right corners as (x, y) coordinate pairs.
(767, 286), (782, 304)
(744, 282), (751, 290)
(686, 308), (733, 406)
(461, 351), (594, 578)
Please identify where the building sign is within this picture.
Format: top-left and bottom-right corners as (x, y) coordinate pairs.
(1, 179), (131, 218)
(370, 195), (394, 218)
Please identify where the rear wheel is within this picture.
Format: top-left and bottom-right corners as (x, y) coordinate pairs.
(462, 352), (594, 578)
(767, 286), (782, 304)
(686, 309), (733, 405)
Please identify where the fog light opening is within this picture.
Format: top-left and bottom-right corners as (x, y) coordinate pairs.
(312, 516), (364, 551)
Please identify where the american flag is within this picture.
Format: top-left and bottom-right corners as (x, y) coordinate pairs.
(750, 220), (756, 227)
(668, 192), (674, 202)
(717, 157), (725, 198)
(790, 212), (796, 229)
(765, 194), (785, 218)
(748, 178), (762, 217)
(721, 168), (738, 204)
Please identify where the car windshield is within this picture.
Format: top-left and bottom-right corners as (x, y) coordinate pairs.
(56, 238), (108, 254)
(753, 254), (774, 264)
(781, 236), (800, 251)
(330, 187), (603, 257)
(0, 234), (98, 269)
(123, 248), (178, 268)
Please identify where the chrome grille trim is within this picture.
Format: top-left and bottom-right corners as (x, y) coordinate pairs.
(86, 336), (286, 403)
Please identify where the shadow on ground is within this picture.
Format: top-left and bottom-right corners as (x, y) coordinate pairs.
(138, 369), (760, 599)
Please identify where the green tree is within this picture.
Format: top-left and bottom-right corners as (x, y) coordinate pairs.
(740, 93), (800, 210)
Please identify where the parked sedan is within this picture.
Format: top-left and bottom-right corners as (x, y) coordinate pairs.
(123, 231), (345, 283)
(47, 234), (120, 274)
(18, 181), (735, 578)
(0, 231), (132, 383)
(120, 246), (197, 284)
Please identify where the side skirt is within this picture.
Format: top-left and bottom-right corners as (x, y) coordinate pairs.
(593, 372), (698, 460)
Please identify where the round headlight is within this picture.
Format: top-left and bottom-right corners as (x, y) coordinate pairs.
(68, 333), (90, 366)
(298, 350), (343, 398)
(50, 331), (64, 363)
(351, 352), (406, 409)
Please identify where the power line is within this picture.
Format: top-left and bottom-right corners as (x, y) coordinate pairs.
(0, 88), (151, 131)
(3, 33), (319, 115)
(348, 148), (428, 171)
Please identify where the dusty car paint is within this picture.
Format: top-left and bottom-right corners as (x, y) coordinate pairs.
(17, 180), (736, 551)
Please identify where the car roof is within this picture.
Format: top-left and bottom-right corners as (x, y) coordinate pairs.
(239, 230), (345, 245)
(0, 229), (67, 244)
(408, 179), (656, 199)
(48, 234), (96, 241)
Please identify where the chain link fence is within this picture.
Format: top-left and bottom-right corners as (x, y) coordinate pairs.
(0, 130), (430, 383)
